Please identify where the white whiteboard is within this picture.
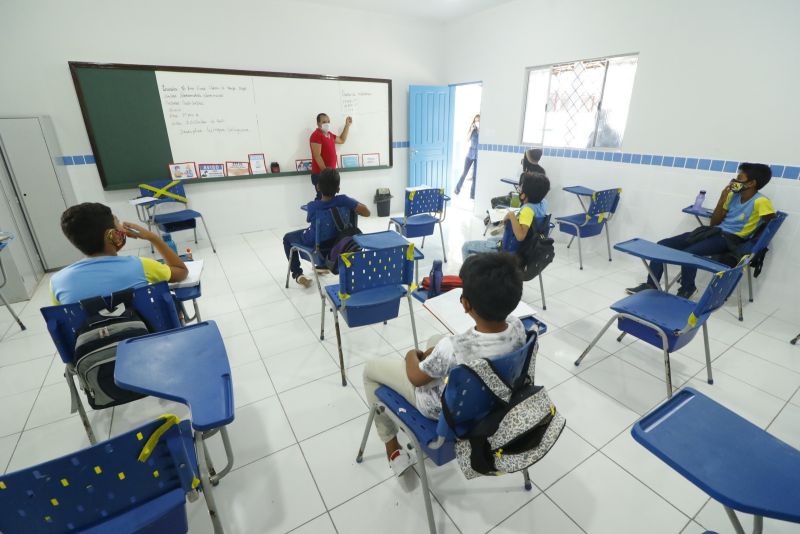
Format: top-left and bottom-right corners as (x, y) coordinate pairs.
(155, 71), (391, 175)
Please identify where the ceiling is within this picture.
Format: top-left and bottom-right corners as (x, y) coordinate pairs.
(298, 0), (516, 21)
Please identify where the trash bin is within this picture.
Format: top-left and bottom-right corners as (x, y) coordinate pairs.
(375, 188), (392, 217)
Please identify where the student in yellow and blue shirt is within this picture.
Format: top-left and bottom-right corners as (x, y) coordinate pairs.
(627, 162), (775, 299)
(463, 172), (550, 259)
(50, 203), (188, 304)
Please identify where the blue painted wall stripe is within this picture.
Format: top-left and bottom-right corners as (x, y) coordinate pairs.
(55, 143), (800, 180)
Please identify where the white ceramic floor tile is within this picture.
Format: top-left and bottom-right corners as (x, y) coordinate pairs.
(675, 333), (732, 364)
(205, 310), (249, 339)
(329, 476), (460, 534)
(527, 427), (596, 490)
(490, 493), (584, 534)
(187, 445), (327, 534)
(0, 433), (19, 473)
(790, 388), (800, 407)
(282, 287), (328, 317)
(615, 341), (706, 388)
(695, 498), (800, 534)
(548, 453), (689, 534)
(288, 514), (337, 534)
(109, 396), (190, 437)
(372, 312), (447, 352)
(0, 355), (50, 396)
(279, 373), (367, 441)
(540, 329), (612, 376)
(300, 413), (393, 508)
(25, 382), (79, 429)
(7, 413), (112, 472)
(198, 293), (241, 316)
(251, 317), (320, 358)
(767, 402), (800, 450)
(221, 332), (261, 368)
(548, 376), (639, 448)
(556, 286), (614, 314)
(0, 334), (55, 366)
(757, 314), (800, 343)
(233, 283), (288, 310)
(715, 347), (800, 401)
(0, 389), (38, 438)
(705, 315), (751, 343)
(736, 331), (800, 374)
(579, 356), (671, 415)
(43, 355), (65, 386)
(561, 310), (633, 355)
(533, 354), (576, 389)
(680, 520), (707, 533)
(242, 300), (301, 331)
(685, 370), (786, 428)
(230, 360), (276, 407)
(264, 343), (339, 393)
(602, 431), (709, 517)
(322, 325), (397, 368)
(535, 297), (593, 329)
(206, 396), (296, 470)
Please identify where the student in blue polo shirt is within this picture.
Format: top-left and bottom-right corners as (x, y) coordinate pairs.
(283, 168), (371, 288)
(627, 162), (775, 299)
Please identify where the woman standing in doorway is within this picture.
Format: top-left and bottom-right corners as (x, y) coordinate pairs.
(454, 114), (480, 199)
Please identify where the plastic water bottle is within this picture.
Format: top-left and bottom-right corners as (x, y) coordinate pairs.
(162, 233), (178, 255)
(692, 190), (706, 210)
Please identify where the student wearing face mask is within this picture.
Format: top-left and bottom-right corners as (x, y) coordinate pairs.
(454, 114), (480, 199)
(309, 112), (353, 199)
(50, 203), (187, 304)
(627, 162), (775, 299)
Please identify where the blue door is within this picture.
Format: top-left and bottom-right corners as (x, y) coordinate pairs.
(408, 85), (453, 189)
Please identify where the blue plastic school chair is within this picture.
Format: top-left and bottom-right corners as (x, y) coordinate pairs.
(501, 214), (555, 310)
(0, 416), (225, 534)
(632, 388), (800, 534)
(389, 187), (449, 262)
(575, 257), (749, 397)
(284, 207), (357, 332)
(138, 180), (216, 253)
(40, 282), (182, 445)
(324, 244), (419, 386)
(355, 333), (544, 534)
(555, 187), (621, 269)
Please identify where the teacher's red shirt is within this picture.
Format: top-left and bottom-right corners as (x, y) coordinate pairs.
(309, 128), (338, 174)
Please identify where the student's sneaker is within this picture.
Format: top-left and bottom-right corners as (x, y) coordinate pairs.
(625, 282), (655, 295)
(389, 448), (415, 478)
(294, 274), (312, 288)
(676, 286), (697, 299)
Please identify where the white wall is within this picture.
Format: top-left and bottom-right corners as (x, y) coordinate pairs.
(0, 0), (445, 235)
(443, 0), (800, 311)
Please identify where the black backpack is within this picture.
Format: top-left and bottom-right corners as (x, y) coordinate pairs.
(325, 208), (362, 274)
(515, 216), (555, 281)
(73, 290), (151, 409)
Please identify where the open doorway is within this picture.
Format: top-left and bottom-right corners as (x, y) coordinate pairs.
(448, 83), (482, 211)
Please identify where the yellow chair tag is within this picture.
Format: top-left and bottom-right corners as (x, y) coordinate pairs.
(138, 414), (180, 462)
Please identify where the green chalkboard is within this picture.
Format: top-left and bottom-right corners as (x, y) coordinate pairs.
(71, 65), (174, 190)
(69, 62), (393, 191)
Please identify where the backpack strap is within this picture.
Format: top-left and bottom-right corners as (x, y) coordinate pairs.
(514, 331), (538, 389)
(330, 207), (351, 232)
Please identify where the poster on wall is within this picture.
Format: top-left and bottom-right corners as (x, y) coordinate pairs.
(226, 161), (251, 176)
(362, 153), (380, 167)
(168, 162), (198, 179)
(248, 153), (268, 174)
(341, 154), (360, 168)
(295, 159), (312, 172)
(198, 163), (225, 178)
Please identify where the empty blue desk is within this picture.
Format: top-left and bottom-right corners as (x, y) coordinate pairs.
(115, 321), (235, 486)
(632, 388), (800, 534)
(682, 205), (713, 226)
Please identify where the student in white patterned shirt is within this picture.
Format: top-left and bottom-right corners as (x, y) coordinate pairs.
(362, 252), (527, 477)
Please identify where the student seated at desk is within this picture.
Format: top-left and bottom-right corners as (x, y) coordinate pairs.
(362, 252), (526, 477)
(464, 172), (550, 259)
(490, 148), (546, 209)
(51, 203), (188, 304)
(283, 168), (370, 288)
(627, 162), (775, 299)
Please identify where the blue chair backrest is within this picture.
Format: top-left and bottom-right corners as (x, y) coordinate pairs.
(587, 188), (622, 219)
(41, 282), (182, 365)
(0, 417), (197, 534)
(742, 210), (787, 255)
(437, 333), (538, 438)
(501, 214), (552, 252)
(138, 180), (188, 205)
(404, 188), (445, 217)
(338, 245), (414, 295)
(311, 207), (356, 249)
(689, 259), (748, 328)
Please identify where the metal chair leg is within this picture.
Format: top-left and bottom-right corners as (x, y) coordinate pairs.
(356, 404), (379, 463)
(199, 216), (217, 253)
(604, 223), (612, 262)
(522, 467), (533, 490)
(616, 332), (627, 342)
(566, 236), (575, 249)
(207, 426), (234, 484)
(661, 339), (673, 398)
(437, 222), (447, 263)
(737, 283), (744, 322)
(407, 294), (419, 351)
(66, 370), (97, 445)
(575, 315), (617, 366)
(408, 433), (437, 534)
(702, 322), (713, 384)
(193, 226), (198, 244)
(194, 430), (225, 533)
(333, 308), (347, 386)
(746, 265), (754, 302)
(538, 274), (547, 310)
(791, 333), (800, 345)
(319, 295), (326, 341)
(576, 235), (583, 270)
(723, 505), (746, 534)
(421, 235), (426, 249)
(0, 290), (25, 330)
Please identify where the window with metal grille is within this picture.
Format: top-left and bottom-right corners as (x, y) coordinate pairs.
(522, 54), (638, 149)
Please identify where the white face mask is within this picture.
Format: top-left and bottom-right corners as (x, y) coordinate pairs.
(320, 123), (330, 133)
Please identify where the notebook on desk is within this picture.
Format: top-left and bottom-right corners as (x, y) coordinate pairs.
(423, 288), (537, 334)
(169, 260), (204, 289)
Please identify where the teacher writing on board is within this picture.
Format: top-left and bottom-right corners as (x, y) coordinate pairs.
(309, 113), (352, 199)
